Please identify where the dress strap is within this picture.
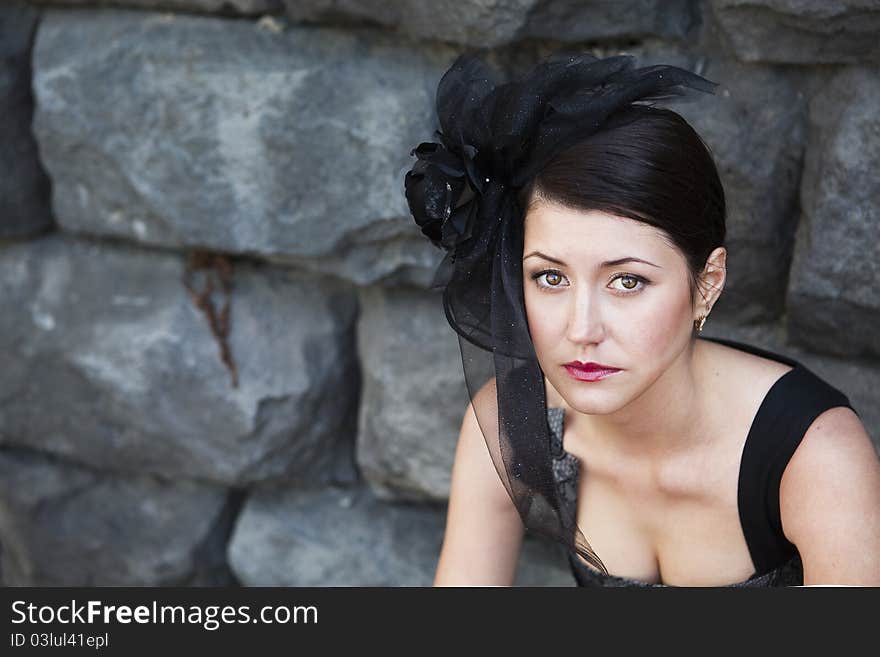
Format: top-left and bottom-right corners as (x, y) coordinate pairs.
(737, 365), (859, 574)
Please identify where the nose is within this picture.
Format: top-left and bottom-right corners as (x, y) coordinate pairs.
(566, 286), (606, 345)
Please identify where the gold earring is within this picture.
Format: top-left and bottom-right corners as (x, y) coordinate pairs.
(695, 314), (707, 332)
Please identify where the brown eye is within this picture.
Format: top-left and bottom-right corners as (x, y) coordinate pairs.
(531, 269), (569, 290)
(610, 273), (648, 294)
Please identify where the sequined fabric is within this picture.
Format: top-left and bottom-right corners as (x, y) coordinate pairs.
(546, 406), (804, 587)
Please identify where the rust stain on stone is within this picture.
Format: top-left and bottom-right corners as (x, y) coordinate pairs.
(183, 250), (238, 388)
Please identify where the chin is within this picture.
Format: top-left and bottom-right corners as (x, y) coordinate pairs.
(566, 397), (623, 416)
(558, 382), (627, 415)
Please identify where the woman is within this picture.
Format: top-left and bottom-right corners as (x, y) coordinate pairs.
(404, 50), (880, 586)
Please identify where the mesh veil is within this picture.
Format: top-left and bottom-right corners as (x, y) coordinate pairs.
(404, 50), (719, 574)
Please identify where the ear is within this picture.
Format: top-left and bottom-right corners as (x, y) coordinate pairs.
(695, 246), (726, 315)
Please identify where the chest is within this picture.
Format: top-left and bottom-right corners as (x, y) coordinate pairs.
(563, 423), (758, 586)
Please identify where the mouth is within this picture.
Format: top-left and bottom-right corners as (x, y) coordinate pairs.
(562, 361), (622, 382)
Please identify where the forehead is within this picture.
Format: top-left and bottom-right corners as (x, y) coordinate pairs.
(523, 201), (668, 254)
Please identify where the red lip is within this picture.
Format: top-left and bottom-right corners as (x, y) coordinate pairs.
(563, 362), (622, 383)
(563, 361), (620, 372)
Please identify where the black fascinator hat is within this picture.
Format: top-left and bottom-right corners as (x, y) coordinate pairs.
(403, 49), (718, 575)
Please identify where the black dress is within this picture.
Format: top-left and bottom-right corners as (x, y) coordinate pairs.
(546, 335), (859, 587)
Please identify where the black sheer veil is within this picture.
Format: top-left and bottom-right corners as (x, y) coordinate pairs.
(404, 50), (719, 574)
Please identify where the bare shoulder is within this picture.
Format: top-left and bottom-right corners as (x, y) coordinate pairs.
(781, 405), (878, 514)
(778, 405), (880, 583)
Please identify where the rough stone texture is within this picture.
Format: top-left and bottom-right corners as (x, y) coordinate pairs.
(0, 2), (54, 239)
(0, 233), (361, 487)
(227, 483), (574, 586)
(228, 485), (442, 585)
(0, 446), (236, 585)
(699, 319), (879, 450)
(518, 0), (701, 44)
(25, 0), (283, 14)
(281, 0), (700, 47)
(680, 56), (807, 324)
(787, 67), (880, 359)
(355, 285), (468, 502)
(711, 0), (880, 64)
(30, 8), (454, 287)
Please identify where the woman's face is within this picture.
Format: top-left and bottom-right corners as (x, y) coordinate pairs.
(522, 200), (697, 415)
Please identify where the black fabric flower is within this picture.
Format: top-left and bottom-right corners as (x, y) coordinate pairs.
(404, 138), (480, 253)
(402, 54), (506, 291)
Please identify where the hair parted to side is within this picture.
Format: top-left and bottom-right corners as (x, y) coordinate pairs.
(516, 104), (726, 329)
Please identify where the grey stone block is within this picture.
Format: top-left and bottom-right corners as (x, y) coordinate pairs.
(30, 7), (456, 286)
(25, 0), (283, 15)
(0, 446), (233, 585)
(281, 0), (700, 47)
(0, 1), (54, 238)
(0, 233), (360, 487)
(787, 66), (880, 358)
(355, 284), (468, 502)
(711, 0), (880, 64)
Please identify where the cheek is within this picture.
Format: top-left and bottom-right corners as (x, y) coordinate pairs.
(523, 287), (561, 346)
(624, 284), (693, 360)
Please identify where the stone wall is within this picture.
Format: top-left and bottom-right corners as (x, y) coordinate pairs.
(1, 0), (877, 586)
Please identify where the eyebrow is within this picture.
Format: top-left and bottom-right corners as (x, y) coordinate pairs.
(523, 251), (662, 269)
